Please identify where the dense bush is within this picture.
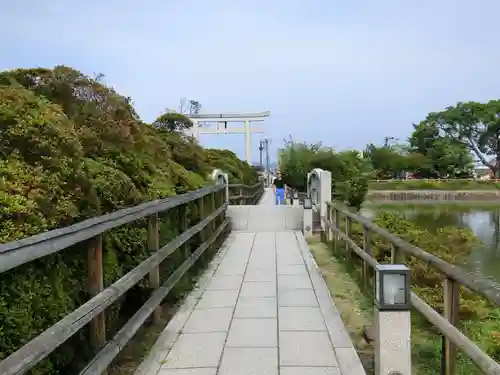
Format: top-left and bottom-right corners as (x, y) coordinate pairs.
(0, 66), (258, 374)
(279, 142), (371, 209)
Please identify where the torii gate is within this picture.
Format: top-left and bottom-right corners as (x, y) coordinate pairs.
(186, 111), (271, 164)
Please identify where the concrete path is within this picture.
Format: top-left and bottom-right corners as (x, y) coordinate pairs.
(135, 191), (366, 375)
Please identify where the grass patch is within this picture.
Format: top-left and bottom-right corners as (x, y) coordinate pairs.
(307, 236), (374, 373)
(368, 180), (500, 191)
(107, 309), (173, 375)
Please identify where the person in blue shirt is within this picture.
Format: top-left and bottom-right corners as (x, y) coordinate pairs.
(272, 173), (286, 205)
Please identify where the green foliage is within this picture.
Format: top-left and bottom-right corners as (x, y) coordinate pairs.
(153, 111), (193, 132)
(279, 141), (370, 209)
(409, 121), (474, 178)
(420, 100), (500, 176)
(363, 144), (411, 179)
(205, 148), (258, 184)
(0, 66), (257, 374)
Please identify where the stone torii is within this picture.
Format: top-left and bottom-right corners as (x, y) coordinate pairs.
(186, 111), (271, 164)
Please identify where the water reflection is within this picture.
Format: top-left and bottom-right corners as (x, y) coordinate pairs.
(375, 204), (500, 286)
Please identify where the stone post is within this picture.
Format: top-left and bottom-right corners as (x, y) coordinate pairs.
(319, 169), (331, 231)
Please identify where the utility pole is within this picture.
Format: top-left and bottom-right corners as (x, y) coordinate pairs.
(264, 138), (270, 186)
(259, 140), (264, 168)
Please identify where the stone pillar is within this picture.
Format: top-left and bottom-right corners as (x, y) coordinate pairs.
(303, 207), (313, 238)
(375, 309), (411, 375)
(319, 170), (331, 231)
(244, 120), (251, 163)
(211, 169), (229, 203)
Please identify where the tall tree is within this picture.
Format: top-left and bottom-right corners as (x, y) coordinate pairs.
(363, 144), (408, 179)
(153, 112), (193, 132)
(409, 121), (473, 178)
(153, 98), (202, 132)
(425, 100), (500, 175)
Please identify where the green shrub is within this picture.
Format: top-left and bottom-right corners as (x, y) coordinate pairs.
(279, 143), (370, 208)
(0, 66), (257, 374)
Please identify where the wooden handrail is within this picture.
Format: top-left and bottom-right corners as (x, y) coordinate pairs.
(228, 181), (264, 205)
(228, 181), (263, 189)
(0, 184), (228, 375)
(324, 202), (500, 375)
(327, 202), (500, 305)
(0, 184), (223, 273)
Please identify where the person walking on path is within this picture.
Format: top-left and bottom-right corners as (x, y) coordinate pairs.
(273, 172), (287, 205)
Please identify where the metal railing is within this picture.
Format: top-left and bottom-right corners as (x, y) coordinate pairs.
(0, 184), (229, 375)
(323, 202), (500, 375)
(228, 181), (264, 205)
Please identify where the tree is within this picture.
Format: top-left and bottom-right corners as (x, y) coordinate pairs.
(154, 98), (202, 133)
(409, 120), (473, 178)
(424, 100), (500, 176)
(363, 144), (408, 179)
(177, 98), (201, 116)
(153, 112), (194, 132)
(279, 141), (370, 210)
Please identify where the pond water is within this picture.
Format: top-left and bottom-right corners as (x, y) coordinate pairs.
(368, 202), (500, 287)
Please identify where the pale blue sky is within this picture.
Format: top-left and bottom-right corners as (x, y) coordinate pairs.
(2, 1), (500, 163)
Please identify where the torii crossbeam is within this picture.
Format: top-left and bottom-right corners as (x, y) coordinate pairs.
(186, 111), (271, 164)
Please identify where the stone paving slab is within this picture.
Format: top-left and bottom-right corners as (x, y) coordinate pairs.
(136, 197), (366, 375)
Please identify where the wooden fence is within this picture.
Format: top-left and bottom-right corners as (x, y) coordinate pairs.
(0, 184), (230, 375)
(228, 181), (265, 205)
(324, 203), (500, 375)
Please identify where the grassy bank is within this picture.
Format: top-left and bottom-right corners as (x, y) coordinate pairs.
(312, 211), (500, 375)
(307, 237), (374, 373)
(369, 180), (500, 191)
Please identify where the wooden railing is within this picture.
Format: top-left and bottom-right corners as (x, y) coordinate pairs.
(228, 181), (264, 205)
(0, 184), (229, 375)
(324, 202), (500, 375)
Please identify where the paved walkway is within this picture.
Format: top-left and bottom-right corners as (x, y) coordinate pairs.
(135, 190), (366, 375)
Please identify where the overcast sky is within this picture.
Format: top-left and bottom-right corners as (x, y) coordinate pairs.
(2, 1), (500, 163)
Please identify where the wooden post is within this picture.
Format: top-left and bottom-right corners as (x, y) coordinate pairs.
(443, 278), (460, 375)
(198, 195), (206, 251)
(331, 207), (337, 251)
(178, 203), (189, 258)
(391, 244), (407, 265)
(334, 208), (340, 252)
(218, 189), (223, 225)
(210, 192), (216, 232)
(147, 213), (161, 324)
(362, 225), (371, 289)
(390, 244), (397, 264)
(240, 187), (245, 205)
(345, 216), (352, 256)
(326, 206), (333, 242)
(88, 234), (106, 350)
(209, 192), (217, 253)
